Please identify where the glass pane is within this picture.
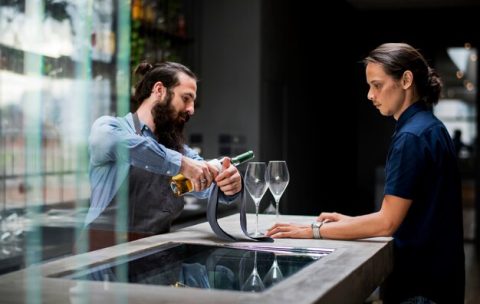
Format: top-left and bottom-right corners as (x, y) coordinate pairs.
(0, 0), (129, 280)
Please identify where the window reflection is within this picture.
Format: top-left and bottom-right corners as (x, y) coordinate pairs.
(434, 45), (477, 241)
(434, 98), (476, 157)
(434, 46), (477, 158)
(0, 0), (124, 275)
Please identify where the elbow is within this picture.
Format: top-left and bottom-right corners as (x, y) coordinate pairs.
(381, 225), (395, 237)
(377, 217), (398, 237)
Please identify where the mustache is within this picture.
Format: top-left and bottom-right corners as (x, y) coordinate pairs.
(177, 112), (190, 124)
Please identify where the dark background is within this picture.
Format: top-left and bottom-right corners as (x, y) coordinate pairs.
(259, 1), (480, 226)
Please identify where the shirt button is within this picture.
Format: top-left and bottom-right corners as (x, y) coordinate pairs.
(166, 170), (171, 175)
(145, 165), (149, 169)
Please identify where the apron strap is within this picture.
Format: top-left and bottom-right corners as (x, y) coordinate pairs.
(132, 112), (142, 136)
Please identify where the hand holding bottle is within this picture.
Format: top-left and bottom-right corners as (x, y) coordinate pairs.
(171, 151), (254, 196)
(215, 158), (243, 196)
(179, 156), (215, 191)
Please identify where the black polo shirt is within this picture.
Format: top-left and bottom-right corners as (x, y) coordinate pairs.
(383, 102), (465, 303)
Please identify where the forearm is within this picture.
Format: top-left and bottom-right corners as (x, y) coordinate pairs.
(321, 212), (393, 240)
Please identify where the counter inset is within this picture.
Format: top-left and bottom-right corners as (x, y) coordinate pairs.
(58, 243), (332, 292)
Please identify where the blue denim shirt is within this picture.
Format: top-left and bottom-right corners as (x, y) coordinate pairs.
(85, 113), (236, 225)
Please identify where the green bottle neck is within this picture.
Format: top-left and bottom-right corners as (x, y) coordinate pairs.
(231, 150), (254, 166)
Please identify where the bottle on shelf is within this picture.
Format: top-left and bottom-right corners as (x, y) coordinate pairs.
(170, 150), (255, 197)
(132, 0), (144, 21)
(176, 14), (186, 38)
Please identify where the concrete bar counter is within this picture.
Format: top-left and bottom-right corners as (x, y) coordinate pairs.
(0, 214), (393, 304)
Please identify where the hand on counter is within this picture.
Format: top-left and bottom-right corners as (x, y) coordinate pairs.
(265, 223), (313, 239)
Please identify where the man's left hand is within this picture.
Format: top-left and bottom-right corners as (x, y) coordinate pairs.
(215, 158), (242, 195)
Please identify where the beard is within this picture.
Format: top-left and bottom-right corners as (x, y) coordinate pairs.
(151, 90), (190, 153)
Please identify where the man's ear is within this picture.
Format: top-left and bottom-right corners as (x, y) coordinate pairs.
(402, 70), (414, 89)
(152, 81), (166, 100)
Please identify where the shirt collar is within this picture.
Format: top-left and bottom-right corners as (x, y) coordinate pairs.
(394, 101), (429, 136)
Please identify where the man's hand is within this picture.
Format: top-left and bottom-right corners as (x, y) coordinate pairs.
(180, 156), (213, 191)
(215, 158), (242, 195)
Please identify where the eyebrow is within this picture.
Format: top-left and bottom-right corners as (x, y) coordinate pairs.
(183, 92), (196, 100)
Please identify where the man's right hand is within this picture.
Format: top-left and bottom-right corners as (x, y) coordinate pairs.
(180, 156), (213, 191)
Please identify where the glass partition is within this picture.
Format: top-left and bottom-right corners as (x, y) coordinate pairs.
(0, 0), (130, 278)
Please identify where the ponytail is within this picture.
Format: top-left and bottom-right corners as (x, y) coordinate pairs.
(424, 67), (442, 106)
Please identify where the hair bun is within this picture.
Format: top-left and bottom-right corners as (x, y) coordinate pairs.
(426, 67), (442, 105)
(134, 62), (153, 76)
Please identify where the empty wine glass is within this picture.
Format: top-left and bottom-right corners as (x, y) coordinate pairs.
(266, 161), (290, 221)
(263, 254), (283, 287)
(244, 162), (268, 237)
(241, 251), (265, 292)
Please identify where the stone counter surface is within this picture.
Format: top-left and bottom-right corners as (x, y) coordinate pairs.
(0, 214), (393, 304)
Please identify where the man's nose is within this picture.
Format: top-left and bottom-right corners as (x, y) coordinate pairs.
(186, 103), (195, 116)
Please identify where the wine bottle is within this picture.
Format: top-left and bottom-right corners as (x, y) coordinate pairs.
(170, 150), (255, 196)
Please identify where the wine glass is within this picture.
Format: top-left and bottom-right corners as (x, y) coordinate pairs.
(244, 162), (269, 237)
(263, 254), (283, 287)
(266, 161), (290, 221)
(241, 251), (265, 292)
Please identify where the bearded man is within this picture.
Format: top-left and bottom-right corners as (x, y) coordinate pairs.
(83, 62), (242, 251)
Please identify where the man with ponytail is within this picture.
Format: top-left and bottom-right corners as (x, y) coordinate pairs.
(267, 43), (465, 303)
(83, 62), (242, 251)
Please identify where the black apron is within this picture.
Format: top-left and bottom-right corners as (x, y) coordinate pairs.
(85, 113), (184, 250)
(91, 166), (184, 234)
